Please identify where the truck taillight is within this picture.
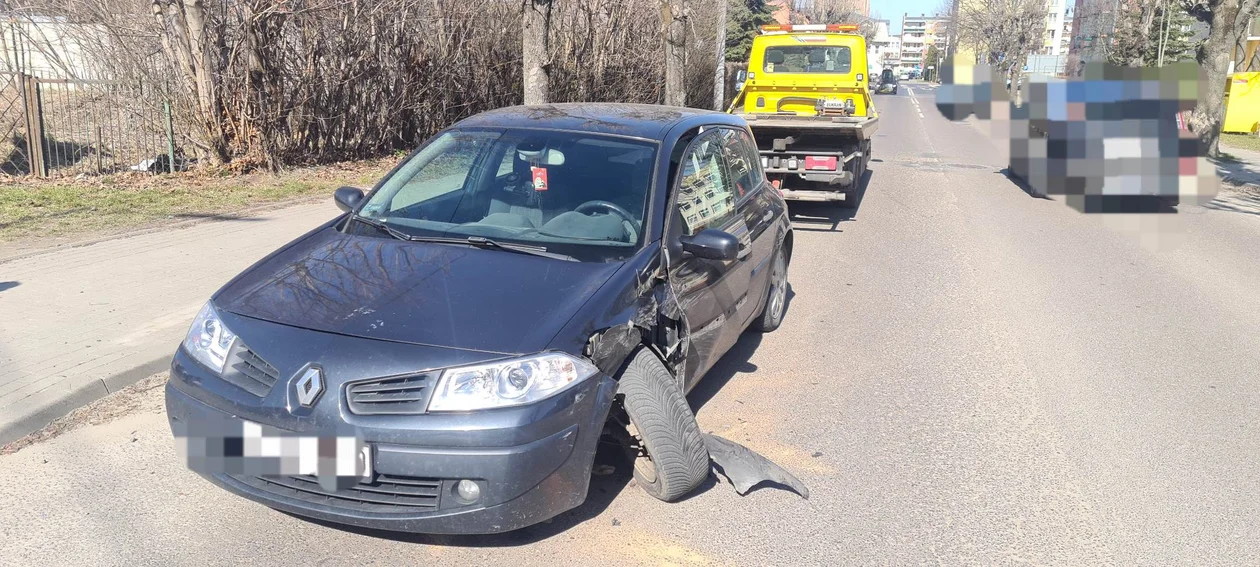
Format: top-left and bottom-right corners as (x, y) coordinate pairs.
(762, 156), (769, 168)
(805, 156), (838, 171)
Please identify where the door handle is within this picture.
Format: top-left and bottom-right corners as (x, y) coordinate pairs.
(736, 242), (751, 260)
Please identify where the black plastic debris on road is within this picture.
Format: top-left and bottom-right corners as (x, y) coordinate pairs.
(703, 433), (810, 499)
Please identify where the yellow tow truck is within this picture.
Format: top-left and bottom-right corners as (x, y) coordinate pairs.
(728, 24), (879, 207)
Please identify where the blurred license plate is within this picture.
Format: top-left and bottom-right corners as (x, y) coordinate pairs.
(242, 420), (372, 481)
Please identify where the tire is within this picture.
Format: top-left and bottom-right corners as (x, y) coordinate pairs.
(618, 349), (710, 502)
(753, 245), (789, 332)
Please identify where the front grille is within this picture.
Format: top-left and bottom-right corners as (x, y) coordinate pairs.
(220, 344), (281, 397)
(346, 373), (434, 415)
(233, 473), (442, 513)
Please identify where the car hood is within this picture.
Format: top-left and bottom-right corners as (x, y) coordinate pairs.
(214, 226), (622, 355)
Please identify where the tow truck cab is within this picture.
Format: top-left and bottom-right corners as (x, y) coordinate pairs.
(740, 24), (872, 117)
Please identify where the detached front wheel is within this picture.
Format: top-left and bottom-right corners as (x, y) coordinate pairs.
(618, 349), (710, 502)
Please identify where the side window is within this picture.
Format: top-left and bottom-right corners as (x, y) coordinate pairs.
(676, 131), (738, 236)
(737, 130), (766, 189)
(717, 129), (762, 199)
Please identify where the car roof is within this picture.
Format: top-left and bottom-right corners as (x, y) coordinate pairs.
(452, 103), (746, 141)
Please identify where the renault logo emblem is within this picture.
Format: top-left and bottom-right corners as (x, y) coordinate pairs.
(294, 366), (324, 408)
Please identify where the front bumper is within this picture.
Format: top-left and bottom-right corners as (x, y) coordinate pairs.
(166, 348), (618, 535)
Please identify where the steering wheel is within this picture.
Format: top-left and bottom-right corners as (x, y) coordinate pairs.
(574, 200), (638, 242)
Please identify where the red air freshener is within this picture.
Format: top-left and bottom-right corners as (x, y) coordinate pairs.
(531, 166), (548, 191)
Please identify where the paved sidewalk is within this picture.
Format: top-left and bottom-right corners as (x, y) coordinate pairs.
(0, 200), (342, 445)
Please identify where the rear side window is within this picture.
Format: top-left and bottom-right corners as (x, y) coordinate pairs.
(715, 129), (761, 199)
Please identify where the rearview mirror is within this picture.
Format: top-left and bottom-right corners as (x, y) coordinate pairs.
(334, 186), (365, 213)
(735, 69), (747, 82)
(679, 229), (739, 261)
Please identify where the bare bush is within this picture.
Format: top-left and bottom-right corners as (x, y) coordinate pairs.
(3, 0), (725, 171)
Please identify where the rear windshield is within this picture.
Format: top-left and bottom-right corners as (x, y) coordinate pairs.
(881, 69), (896, 82)
(762, 46), (852, 74)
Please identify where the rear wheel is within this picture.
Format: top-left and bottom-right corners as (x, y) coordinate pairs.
(753, 245), (789, 332)
(618, 350), (710, 502)
(841, 146), (866, 208)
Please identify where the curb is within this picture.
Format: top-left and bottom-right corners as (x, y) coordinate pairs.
(0, 356), (171, 447)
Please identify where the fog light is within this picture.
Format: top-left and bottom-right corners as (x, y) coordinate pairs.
(456, 479), (481, 502)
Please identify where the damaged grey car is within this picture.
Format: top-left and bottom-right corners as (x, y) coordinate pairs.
(165, 103), (795, 535)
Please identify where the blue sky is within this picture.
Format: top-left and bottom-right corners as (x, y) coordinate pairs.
(873, 0), (952, 34)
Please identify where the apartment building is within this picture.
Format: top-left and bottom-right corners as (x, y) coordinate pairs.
(870, 20), (902, 71)
(901, 13), (950, 70)
(1042, 0), (1072, 55)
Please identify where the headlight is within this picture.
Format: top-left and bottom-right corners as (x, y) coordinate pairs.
(428, 352), (598, 412)
(182, 301), (237, 374)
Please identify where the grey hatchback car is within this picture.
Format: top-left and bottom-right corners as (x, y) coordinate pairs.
(166, 103), (792, 534)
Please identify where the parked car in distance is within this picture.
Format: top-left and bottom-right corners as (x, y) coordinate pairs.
(165, 103), (794, 535)
(875, 68), (899, 94)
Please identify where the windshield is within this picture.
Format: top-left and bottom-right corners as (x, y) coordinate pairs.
(763, 45), (852, 74)
(355, 128), (657, 262)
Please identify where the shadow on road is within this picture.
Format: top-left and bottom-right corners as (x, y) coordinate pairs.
(687, 284), (795, 413)
(787, 169), (872, 232)
(1205, 190), (1260, 217)
(997, 168), (1054, 201)
(1213, 155), (1260, 188)
(0, 281), (18, 293)
(172, 212), (267, 222)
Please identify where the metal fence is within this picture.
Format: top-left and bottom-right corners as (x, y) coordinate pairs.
(0, 72), (190, 178)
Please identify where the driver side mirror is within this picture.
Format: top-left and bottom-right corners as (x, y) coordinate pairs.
(679, 229), (740, 261)
(334, 186), (365, 213)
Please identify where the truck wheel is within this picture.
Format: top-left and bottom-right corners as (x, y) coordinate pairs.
(753, 245), (789, 332)
(841, 157), (863, 209)
(618, 349), (710, 502)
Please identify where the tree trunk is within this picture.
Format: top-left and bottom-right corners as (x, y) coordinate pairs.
(152, 0), (228, 163)
(1191, 0), (1242, 158)
(522, 0), (552, 105)
(661, 0), (686, 107)
(713, 0), (727, 111)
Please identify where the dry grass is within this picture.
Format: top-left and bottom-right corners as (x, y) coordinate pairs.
(1219, 132), (1260, 154)
(0, 156), (401, 242)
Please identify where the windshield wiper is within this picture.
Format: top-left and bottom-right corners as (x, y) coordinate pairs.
(351, 216), (575, 261)
(351, 214), (414, 242)
(464, 236), (576, 262)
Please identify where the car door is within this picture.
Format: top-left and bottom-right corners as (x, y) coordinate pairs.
(718, 127), (781, 328)
(666, 128), (753, 391)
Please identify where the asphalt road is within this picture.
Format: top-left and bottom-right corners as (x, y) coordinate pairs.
(4, 83), (1260, 566)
